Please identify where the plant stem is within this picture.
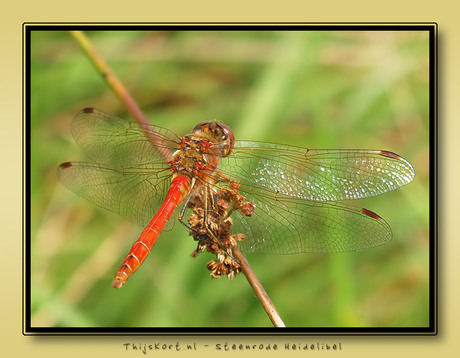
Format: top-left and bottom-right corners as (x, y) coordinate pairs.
(233, 247), (285, 327)
(69, 30), (171, 162)
(70, 30), (285, 327)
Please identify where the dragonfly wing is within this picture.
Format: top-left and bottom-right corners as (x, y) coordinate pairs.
(70, 108), (181, 165)
(58, 161), (172, 227)
(231, 189), (392, 254)
(220, 141), (415, 201)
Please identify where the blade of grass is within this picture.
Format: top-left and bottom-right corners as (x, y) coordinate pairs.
(235, 31), (312, 140)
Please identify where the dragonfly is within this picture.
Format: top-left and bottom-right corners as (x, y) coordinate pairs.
(58, 108), (415, 288)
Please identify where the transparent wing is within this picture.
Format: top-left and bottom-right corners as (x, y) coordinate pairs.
(70, 108), (181, 165)
(220, 141), (415, 202)
(60, 110), (410, 254)
(58, 161), (172, 227)
(231, 187), (392, 254)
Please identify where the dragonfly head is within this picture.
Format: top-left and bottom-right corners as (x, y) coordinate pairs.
(192, 121), (235, 157)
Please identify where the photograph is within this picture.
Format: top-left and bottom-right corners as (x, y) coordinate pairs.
(27, 26), (432, 331)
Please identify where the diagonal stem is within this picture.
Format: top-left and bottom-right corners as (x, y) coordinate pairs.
(70, 30), (285, 327)
(233, 247), (285, 327)
(69, 30), (171, 162)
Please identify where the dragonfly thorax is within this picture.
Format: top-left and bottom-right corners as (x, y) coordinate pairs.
(169, 122), (235, 180)
(169, 139), (220, 183)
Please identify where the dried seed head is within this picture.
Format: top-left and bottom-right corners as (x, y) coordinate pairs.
(232, 233), (246, 242)
(186, 178), (253, 280)
(229, 181), (241, 192)
(217, 252), (226, 263)
(207, 260), (218, 271)
(188, 213), (200, 227)
(241, 201), (255, 216)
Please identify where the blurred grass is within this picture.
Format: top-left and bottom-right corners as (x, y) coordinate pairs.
(30, 30), (430, 328)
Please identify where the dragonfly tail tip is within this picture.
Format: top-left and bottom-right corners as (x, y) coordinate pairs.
(112, 277), (126, 289)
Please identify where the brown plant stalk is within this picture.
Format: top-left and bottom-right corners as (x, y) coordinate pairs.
(70, 30), (285, 327)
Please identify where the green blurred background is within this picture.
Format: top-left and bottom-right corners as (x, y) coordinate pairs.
(30, 29), (430, 328)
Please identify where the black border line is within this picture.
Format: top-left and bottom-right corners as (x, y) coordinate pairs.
(23, 22), (438, 336)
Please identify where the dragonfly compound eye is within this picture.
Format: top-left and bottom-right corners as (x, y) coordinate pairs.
(193, 121), (235, 157)
(216, 123), (235, 157)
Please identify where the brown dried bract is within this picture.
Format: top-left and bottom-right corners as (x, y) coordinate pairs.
(187, 180), (255, 279)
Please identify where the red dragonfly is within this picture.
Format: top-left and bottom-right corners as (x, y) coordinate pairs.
(58, 108), (415, 288)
